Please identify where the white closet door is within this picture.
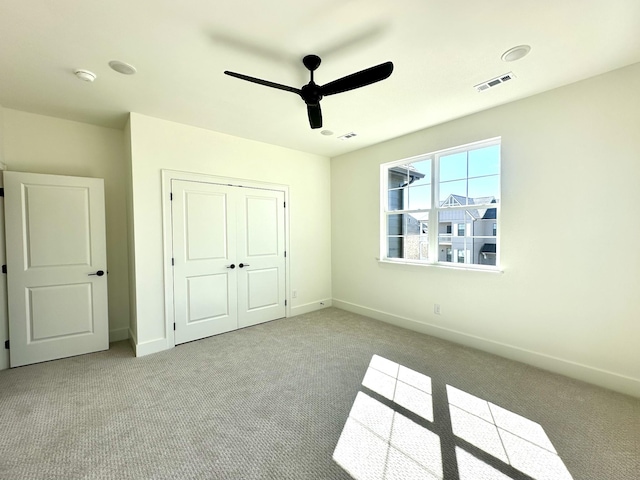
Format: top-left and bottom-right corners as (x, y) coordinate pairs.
(237, 189), (286, 328)
(4, 171), (109, 367)
(172, 180), (238, 344)
(171, 180), (286, 344)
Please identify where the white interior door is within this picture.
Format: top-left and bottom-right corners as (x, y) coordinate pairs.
(172, 180), (286, 345)
(172, 181), (238, 344)
(4, 171), (109, 367)
(237, 189), (286, 328)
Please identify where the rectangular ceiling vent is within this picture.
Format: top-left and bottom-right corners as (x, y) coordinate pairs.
(338, 132), (358, 141)
(475, 72), (516, 92)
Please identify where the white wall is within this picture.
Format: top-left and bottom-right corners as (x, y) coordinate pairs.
(1, 109), (130, 343)
(331, 63), (640, 397)
(127, 113), (332, 351)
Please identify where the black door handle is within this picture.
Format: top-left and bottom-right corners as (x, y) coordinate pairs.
(226, 264), (236, 269)
(239, 263), (250, 268)
(89, 270), (105, 277)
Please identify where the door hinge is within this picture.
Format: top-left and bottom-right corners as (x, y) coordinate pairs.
(4, 340), (9, 350)
(1, 265), (6, 274)
(285, 300), (287, 306)
(284, 201), (286, 208)
(173, 323), (176, 331)
(171, 258), (174, 266)
(0, 188), (4, 197)
(170, 192), (173, 201)
(284, 251), (286, 258)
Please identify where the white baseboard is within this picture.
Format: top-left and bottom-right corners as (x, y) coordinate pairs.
(332, 298), (640, 398)
(109, 327), (129, 343)
(290, 298), (332, 317)
(133, 336), (171, 357)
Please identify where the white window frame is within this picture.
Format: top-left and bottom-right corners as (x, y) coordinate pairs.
(379, 137), (501, 271)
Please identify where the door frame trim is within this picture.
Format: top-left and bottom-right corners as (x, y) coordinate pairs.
(161, 169), (291, 350)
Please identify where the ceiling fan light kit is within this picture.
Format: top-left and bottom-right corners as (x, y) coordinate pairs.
(224, 54), (393, 129)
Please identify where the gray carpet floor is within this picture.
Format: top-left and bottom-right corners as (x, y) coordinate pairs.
(0, 307), (638, 479)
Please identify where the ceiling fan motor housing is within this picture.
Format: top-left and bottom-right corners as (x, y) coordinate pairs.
(224, 54), (393, 129)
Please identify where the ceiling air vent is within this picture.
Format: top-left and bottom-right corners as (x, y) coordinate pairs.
(475, 72), (516, 92)
(338, 132), (358, 141)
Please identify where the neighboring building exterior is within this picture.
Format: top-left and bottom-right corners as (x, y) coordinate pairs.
(387, 168), (497, 266)
(435, 194), (497, 266)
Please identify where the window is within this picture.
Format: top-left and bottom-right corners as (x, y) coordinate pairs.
(381, 138), (500, 270)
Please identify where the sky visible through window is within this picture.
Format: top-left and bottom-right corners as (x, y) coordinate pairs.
(396, 145), (500, 210)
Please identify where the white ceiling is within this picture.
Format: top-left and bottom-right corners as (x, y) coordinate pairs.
(1, 0), (639, 157)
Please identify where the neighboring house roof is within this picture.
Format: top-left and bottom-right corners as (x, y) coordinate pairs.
(439, 195), (498, 221)
(480, 243), (497, 254)
(389, 165), (426, 186)
(481, 207), (497, 220)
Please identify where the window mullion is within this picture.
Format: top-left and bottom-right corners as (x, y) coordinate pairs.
(430, 154), (439, 264)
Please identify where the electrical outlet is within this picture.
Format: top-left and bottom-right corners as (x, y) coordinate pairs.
(292, 290), (298, 298)
(434, 304), (441, 315)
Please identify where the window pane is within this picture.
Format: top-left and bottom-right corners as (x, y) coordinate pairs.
(387, 236), (403, 258)
(387, 213), (429, 261)
(388, 165), (409, 188)
(407, 185), (431, 210)
(440, 152), (467, 182)
(388, 187), (406, 211)
(469, 145), (499, 178)
(402, 235), (429, 260)
(468, 175), (499, 202)
(387, 214), (404, 235)
(406, 159), (431, 187)
(438, 210), (498, 266)
(405, 215), (429, 261)
(439, 180), (467, 205)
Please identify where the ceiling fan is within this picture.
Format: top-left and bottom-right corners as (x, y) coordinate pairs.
(224, 55), (393, 129)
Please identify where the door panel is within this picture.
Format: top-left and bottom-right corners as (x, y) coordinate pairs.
(186, 274), (230, 322)
(172, 181), (237, 344)
(4, 172), (108, 367)
(29, 284), (94, 340)
(25, 185), (92, 268)
(186, 191), (228, 261)
(246, 268), (280, 310)
(237, 189), (286, 328)
(245, 195), (279, 256)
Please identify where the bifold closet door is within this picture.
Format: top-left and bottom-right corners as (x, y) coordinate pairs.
(172, 180), (286, 345)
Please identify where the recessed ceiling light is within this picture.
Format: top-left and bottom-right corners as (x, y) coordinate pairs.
(501, 45), (531, 62)
(109, 60), (137, 75)
(320, 130), (333, 136)
(74, 69), (96, 82)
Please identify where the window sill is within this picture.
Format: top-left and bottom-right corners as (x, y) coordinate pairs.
(377, 258), (504, 273)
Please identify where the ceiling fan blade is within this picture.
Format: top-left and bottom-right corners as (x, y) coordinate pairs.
(320, 61), (393, 96)
(224, 71), (301, 95)
(307, 104), (322, 129)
